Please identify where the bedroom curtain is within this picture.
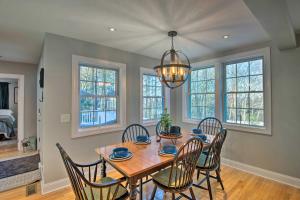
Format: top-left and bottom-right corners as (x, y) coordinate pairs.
(0, 82), (9, 109)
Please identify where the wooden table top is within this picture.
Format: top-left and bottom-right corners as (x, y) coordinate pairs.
(95, 131), (213, 178)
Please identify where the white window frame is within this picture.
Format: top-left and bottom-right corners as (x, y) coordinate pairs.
(72, 55), (126, 138)
(182, 47), (271, 135)
(140, 67), (170, 126)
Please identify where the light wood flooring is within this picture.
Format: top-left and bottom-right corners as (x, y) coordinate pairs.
(0, 166), (299, 200)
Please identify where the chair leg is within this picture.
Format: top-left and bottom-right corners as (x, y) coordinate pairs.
(206, 171), (213, 200)
(163, 192), (167, 200)
(150, 185), (157, 200)
(139, 179), (143, 200)
(172, 193), (175, 200)
(189, 187), (196, 200)
(197, 169), (200, 180)
(216, 169), (224, 190)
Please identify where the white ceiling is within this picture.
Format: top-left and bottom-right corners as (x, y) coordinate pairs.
(0, 0), (270, 64)
(286, 0), (300, 33)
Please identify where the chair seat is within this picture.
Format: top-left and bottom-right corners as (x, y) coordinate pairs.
(197, 152), (210, 168)
(82, 177), (128, 200)
(152, 167), (187, 188)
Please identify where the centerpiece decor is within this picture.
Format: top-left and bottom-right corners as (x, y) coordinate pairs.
(154, 31), (192, 89)
(160, 108), (172, 134)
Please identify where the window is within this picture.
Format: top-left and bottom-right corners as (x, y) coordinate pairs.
(142, 74), (164, 121)
(140, 67), (170, 125)
(72, 55), (126, 138)
(189, 66), (216, 120)
(79, 65), (118, 128)
(224, 57), (264, 126)
(182, 47), (271, 135)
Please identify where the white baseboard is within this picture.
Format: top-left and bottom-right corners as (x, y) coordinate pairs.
(222, 158), (300, 189)
(41, 178), (70, 195)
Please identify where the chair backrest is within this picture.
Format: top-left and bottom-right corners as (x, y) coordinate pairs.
(197, 117), (223, 136)
(56, 143), (123, 200)
(122, 124), (150, 143)
(167, 138), (203, 190)
(156, 121), (163, 136)
(201, 129), (227, 170)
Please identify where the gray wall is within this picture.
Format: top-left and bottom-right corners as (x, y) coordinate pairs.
(174, 42), (300, 179)
(41, 33), (160, 183)
(0, 61), (37, 137)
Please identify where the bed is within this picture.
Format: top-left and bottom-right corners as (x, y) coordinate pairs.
(0, 109), (16, 139)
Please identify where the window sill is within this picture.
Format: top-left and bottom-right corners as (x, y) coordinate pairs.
(223, 123), (271, 135)
(71, 124), (126, 139)
(182, 118), (200, 125)
(142, 120), (159, 127)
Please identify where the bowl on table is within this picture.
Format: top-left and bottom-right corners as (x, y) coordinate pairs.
(136, 135), (149, 143)
(195, 134), (207, 141)
(112, 147), (129, 158)
(192, 128), (202, 135)
(162, 144), (177, 154)
(169, 126), (181, 136)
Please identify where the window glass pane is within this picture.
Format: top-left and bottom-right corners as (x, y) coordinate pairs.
(226, 78), (236, 92)
(250, 109), (264, 126)
(105, 82), (116, 96)
(96, 68), (104, 82)
(206, 107), (215, 117)
(191, 70), (198, 81)
(198, 69), (206, 80)
(250, 93), (264, 109)
(250, 75), (263, 91)
(207, 67), (215, 79)
(80, 96), (94, 111)
(96, 82), (105, 96)
(226, 108), (236, 123)
(206, 94), (215, 108)
(226, 64), (236, 78)
(226, 93), (236, 108)
(80, 81), (95, 95)
(207, 80), (215, 93)
(105, 70), (116, 83)
(250, 59), (263, 75)
(237, 62), (249, 76)
(237, 76), (249, 92)
(237, 93), (249, 109)
(80, 66), (94, 81)
(236, 109), (249, 125)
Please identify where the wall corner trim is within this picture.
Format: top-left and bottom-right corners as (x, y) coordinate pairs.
(222, 158), (300, 189)
(41, 178), (70, 195)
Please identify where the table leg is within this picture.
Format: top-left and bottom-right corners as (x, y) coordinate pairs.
(101, 157), (107, 178)
(128, 177), (138, 200)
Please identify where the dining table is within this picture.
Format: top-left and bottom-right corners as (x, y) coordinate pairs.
(95, 130), (214, 200)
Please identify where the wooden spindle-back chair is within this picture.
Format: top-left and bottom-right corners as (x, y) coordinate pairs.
(122, 124), (150, 143)
(197, 117), (223, 136)
(151, 137), (204, 200)
(193, 129), (227, 200)
(56, 143), (129, 200)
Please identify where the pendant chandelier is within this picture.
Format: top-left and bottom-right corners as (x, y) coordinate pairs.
(154, 31), (191, 89)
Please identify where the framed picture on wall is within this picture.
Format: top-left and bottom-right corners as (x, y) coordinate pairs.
(14, 87), (18, 104)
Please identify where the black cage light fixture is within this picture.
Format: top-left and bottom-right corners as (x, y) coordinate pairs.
(154, 31), (191, 89)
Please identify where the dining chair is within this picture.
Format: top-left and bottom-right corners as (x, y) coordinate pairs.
(56, 143), (129, 200)
(193, 129), (227, 200)
(197, 117), (223, 136)
(122, 123), (150, 143)
(121, 124), (150, 199)
(155, 120), (163, 136)
(150, 137), (204, 200)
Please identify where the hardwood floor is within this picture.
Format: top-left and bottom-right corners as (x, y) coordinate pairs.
(0, 166), (299, 200)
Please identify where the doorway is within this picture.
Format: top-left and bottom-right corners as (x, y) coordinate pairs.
(0, 73), (24, 156)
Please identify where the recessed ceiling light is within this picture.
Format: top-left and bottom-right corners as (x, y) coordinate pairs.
(108, 27), (116, 32)
(223, 35), (229, 39)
